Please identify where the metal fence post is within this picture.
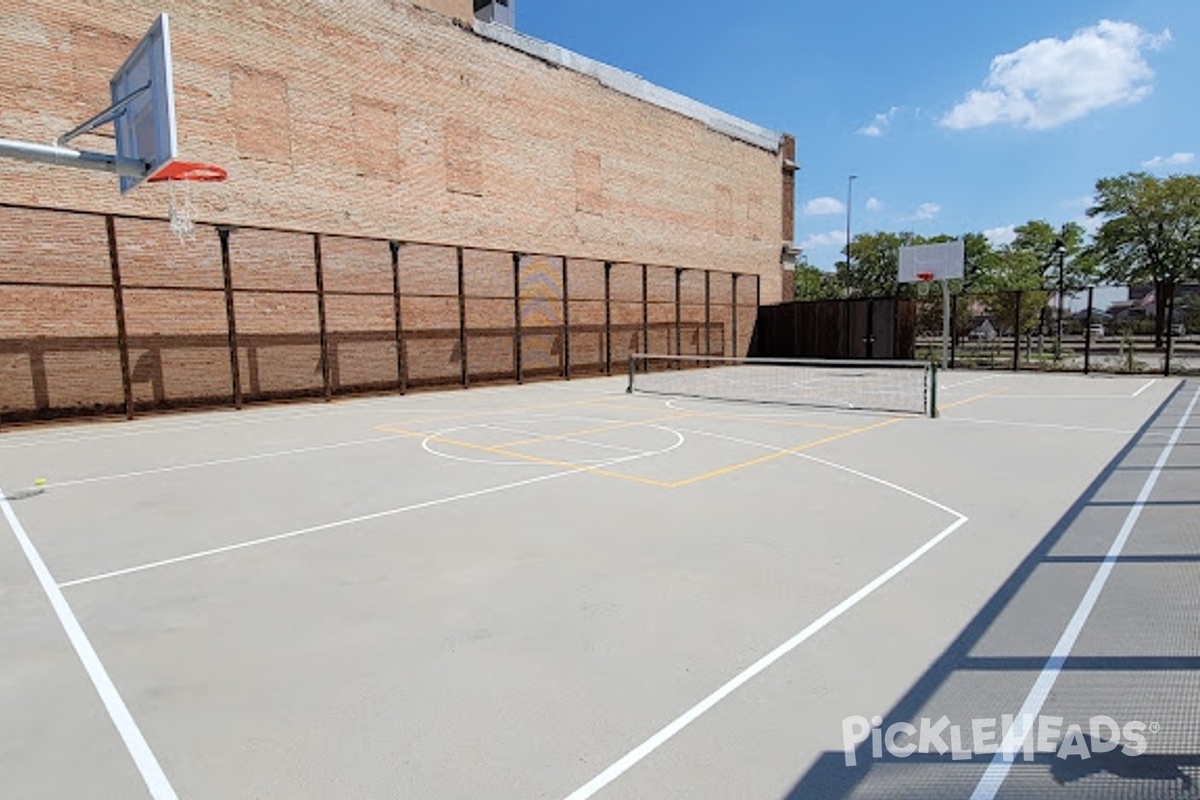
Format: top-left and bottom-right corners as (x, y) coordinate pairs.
(1012, 290), (1022, 372)
(604, 261), (612, 375)
(562, 257), (570, 379)
(313, 233), (332, 401)
(641, 264), (648, 355)
(1083, 286), (1094, 375)
(105, 215), (134, 419)
(704, 270), (712, 359)
(513, 253), (522, 383)
(732, 274), (739, 358)
(1164, 285), (1176, 377)
(949, 293), (957, 369)
(218, 227), (242, 409)
(674, 267), (682, 367)
(456, 246), (468, 387)
(390, 241), (406, 393)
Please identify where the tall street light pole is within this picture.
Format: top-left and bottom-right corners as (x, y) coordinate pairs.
(1054, 236), (1066, 360)
(846, 175), (857, 280)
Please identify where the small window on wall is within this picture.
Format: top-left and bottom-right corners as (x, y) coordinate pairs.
(474, 0), (514, 27)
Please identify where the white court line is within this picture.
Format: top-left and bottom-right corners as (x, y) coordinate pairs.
(561, 429), (969, 800)
(0, 374), (627, 451)
(421, 424), (683, 466)
(479, 424), (649, 454)
(45, 435), (403, 489)
(969, 384), (1199, 800)
(942, 375), (1000, 390)
(1, 487), (179, 799)
(939, 417), (1138, 436)
(57, 445), (664, 589)
(1132, 378), (1156, 397)
(984, 392), (1168, 400)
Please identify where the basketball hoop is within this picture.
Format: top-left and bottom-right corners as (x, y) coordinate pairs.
(916, 272), (934, 297)
(148, 160), (227, 242)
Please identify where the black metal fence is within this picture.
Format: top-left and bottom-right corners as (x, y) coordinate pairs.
(0, 203), (761, 427)
(750, 298), (916, 360)
(914, 287), (1200, 375)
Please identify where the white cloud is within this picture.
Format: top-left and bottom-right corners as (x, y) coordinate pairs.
(940, 20), (1170, 131)
(984, 225), (1018, 247)
(914, 202), (942, 220)
(799, 229), (847, 250)
(865, 197), (883, 212)
(803, 196), (846, 216)
(857, 106), (899, 137)
(1142, 152), (1194, 168)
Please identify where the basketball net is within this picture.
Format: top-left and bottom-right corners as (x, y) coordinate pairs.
(147, 160), (228, 244)
(917, 273), (934, 297)
(167, 181), (196, 242)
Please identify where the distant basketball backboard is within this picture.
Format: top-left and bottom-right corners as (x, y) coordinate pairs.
(898, 240), (965, 283)
(112, 14), (178, 193)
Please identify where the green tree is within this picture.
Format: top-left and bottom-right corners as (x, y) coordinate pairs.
(970, 246), (1049, 335)
(840, 231), (923, 297)
(792, 256), (842, 301)
(1011, 220), (1098, 292)
(1088, 172), (1200, 346)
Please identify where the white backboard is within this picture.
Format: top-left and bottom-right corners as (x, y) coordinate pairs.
(111, 14), (177, 193)
(898, 240), (965, 282)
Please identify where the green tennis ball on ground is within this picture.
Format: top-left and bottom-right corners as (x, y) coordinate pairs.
(33, 478), (46, 487)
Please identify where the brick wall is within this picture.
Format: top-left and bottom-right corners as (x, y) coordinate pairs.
(0, 0), (791, 421)
(0, 0), (787, 298)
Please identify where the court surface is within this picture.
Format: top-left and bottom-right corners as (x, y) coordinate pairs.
(1, 370), (1196, 799)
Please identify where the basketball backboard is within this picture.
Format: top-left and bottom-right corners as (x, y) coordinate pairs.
(111, 14), (178, 193)
(898, 240), (965, 283)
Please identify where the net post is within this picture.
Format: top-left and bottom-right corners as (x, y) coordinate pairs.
(105, 215), (135, 420)
(929, 361), (938, 418)
(627, 354), (635, 393)
(218, 226), (242, 410)
(390, 241), (406, 394)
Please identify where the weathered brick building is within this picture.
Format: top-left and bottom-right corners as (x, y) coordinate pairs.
(0, 0), (797, 421)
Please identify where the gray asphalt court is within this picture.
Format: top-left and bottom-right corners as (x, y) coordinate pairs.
(0, 370), (1196, 799)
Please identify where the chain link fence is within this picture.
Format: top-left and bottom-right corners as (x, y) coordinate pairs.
(912, 287), (1200, 375)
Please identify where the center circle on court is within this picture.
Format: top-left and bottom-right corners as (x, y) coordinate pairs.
(422, 419), (684, 466)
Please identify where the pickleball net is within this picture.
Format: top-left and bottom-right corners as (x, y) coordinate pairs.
(627, 354), (937, 417)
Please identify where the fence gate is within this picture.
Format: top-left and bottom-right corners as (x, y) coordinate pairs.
(749, 298), (916, 360)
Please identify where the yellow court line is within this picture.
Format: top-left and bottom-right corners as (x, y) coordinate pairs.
(492, 412), (698, 447)
(376, 424), (675, 487)
(381, 396), (610, 428)
(939, 387), (1010, 411)
(583, 399), (854, 431)
(379, 406), (908, 490)
(666, 416), (904, 488)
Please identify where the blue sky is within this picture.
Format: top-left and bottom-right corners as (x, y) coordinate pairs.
(514, 0), (1199, 271)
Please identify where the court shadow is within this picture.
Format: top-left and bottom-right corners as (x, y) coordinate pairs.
(784, 380), (1200, 800)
